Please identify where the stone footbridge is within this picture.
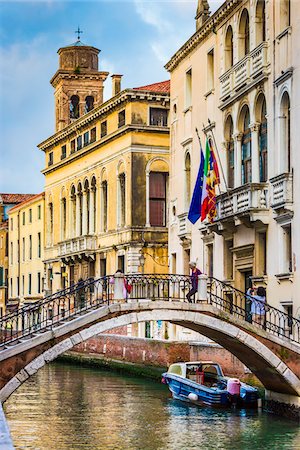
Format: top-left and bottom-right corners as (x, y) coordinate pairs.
(0, 274), (299, 413)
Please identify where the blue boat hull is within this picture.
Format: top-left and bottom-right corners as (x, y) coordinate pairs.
(162, 373), (258, 408)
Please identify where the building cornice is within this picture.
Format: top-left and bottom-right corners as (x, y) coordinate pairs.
(165, 0), (239, 72)
(38, 89), (170, 151)
(41, 124), (170, 175)
(50, 70), (109, 88)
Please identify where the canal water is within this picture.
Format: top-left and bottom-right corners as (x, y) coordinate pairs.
(4, 362), (300, 450)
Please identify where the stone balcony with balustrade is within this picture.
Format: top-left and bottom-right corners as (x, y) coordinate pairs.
(209, 183), (269, 232)
(59, 236), (97, 262)
(219, 42), (269, 108)
(177, 212), (191, 244)
(269, 173), (293, 217)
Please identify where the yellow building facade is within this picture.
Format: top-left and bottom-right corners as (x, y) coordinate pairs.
(7, 193), (45, 310)
(0, 194), (36, 316)
(39, 39), (170, 295)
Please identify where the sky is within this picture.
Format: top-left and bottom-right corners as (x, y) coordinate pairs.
(0, 0), (223, 194)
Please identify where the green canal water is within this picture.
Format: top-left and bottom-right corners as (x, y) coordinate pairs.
(4, 362), (300, 450)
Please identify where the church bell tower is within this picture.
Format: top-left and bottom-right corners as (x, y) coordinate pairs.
(50, 30), (109, 132)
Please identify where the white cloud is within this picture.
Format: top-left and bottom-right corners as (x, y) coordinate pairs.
(0, 36), (55, 193)
(134, 0), (173, 34)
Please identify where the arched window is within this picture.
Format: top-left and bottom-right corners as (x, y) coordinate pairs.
(77, 183), (83, 235)
(259, 98), (268, 181)
(84, 179), (90, 235)
(255, 0), (266, 45)
(280, 92), (291, 172)
(118, 173), (126, 227)
(241, 107), (252, 184)
(90, 177), (97, 234)
(101, 180), (108, 232)
(225, 25), (234, 70)
(225, 116), (234, 188)
(61, 197), (67, 240)
(149, 172), (167, 227)
(85, 96), (94, 114)
(70, 95), (79, 119)
(239, 9), (250, 59)
(48, 202), (53, 245)
(70, 186), (76, 238)
(185, 153), (191, 210)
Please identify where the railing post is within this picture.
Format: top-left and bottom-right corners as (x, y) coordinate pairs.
(197, 274), (208, 302)
(114, 273), (126, 301)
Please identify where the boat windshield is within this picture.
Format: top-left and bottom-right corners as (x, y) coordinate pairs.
(186, 364), (222, 377)
(168, 364), (183, 376)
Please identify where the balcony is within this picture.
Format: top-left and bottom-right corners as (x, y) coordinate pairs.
(59, 236), (97, 260)
(177, 213), (191, 240)
(214, 183), (269, 227)
(220, 42), (269, 107)
(270, 173), (293, 214)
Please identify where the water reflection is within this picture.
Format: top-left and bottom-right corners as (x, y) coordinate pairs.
(4, 362), (300, 450)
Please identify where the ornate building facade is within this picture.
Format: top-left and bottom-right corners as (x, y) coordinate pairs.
(38, 39), (170, 300)
(7, 193), (45, 311)
(0, 194), (35, 315)
(166, 0), (299, 320)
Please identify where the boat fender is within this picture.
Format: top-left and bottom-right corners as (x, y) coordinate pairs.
(188, 393), (198, 401)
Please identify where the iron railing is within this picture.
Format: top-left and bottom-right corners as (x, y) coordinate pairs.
(0, 274), (299, 348)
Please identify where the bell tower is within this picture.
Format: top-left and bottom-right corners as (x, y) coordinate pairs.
(50, 30), (109, 132)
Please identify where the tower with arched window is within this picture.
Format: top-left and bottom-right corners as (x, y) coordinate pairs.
(50, 38), (109, 132)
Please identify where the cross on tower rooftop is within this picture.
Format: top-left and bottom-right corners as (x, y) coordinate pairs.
(75, 26), (83, 41)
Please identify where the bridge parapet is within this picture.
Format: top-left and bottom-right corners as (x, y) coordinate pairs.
(0, 274), (299, 349)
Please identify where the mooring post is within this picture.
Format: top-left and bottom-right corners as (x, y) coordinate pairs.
(197, 274), (208, 302)
(114, 272), (126, 301)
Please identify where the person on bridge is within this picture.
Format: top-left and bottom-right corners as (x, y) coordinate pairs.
(248, 286), (267, 326)
(186, 262), (202, 303)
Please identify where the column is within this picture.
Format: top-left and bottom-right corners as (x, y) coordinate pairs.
(233, 133), (243, 187)
(76, 194), (81, 237)
(250, 123), (260, 183)
(89, 188), (95, 234)
(145, 171), (150, 227)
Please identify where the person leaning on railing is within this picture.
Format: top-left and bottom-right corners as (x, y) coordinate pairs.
(186, 261), (202, 303)
(247, 286), (267, 326)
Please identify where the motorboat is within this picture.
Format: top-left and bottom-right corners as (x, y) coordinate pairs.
(162, 361), (259, 407)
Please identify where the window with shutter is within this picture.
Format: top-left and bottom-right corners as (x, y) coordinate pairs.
(149, 172), (167, 227)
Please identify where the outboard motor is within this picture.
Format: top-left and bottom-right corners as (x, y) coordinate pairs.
(227, 378), (241, 406)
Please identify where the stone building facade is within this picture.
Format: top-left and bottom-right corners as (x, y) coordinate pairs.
(7, 193), (45, 311)
(0, 194), (35, 315)
(166, 0), (299, 321)
(38, 39), (170, 309)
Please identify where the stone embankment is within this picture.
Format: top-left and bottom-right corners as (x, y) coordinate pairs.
(61, 334), (258, 384)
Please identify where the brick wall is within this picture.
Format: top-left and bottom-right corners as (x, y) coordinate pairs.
(73, 334), (247, 377)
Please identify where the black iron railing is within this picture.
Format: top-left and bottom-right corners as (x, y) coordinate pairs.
(208, 277), (300, 344)
(0, 274), (299, 348)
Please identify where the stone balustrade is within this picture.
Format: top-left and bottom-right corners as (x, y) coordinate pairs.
(269, 172), (293, 211)
(59, 236), (97, 256)
(216, 183), (269, 221)
(177, 212), (191, 238)
(220, 42), (269, 102)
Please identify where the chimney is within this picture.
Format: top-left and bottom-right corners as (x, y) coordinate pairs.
(111, 74), (122, 97)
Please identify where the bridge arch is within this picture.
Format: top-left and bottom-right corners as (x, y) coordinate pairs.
(1, 303), (300, 404)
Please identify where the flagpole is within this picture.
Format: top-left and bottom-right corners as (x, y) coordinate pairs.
(195, 127), (202, 148)
(202, 119), (230, 209)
